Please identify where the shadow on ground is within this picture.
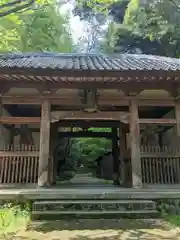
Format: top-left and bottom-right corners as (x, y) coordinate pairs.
(2, 219), (180, 240)
(29, 219), (168, 232)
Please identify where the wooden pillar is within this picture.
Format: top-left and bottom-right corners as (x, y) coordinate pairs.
(112, 127), (120, 185)
(175, 102), (180, 182)
(119, 124), (126, 185)
(9, 125), (15, 146)
(49, 122), (59, 185)
(129, 100), (142, 188)
(175, 102), (180, 138)
(38, 100), (51, 187)
(0, 99), (2, 150)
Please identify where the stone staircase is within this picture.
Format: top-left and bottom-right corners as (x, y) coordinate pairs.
(32, 199), (159, 220)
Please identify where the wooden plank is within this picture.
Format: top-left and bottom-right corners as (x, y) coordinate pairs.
(0, 151), (39, 157)
(0, 117), (41, 124)
(38, 100), (51, 187)
(129, 100), (142, 188)
(139, 119), (176, 125)
(51, 111), (129, 123)
(58, 131), (113, 138)
(141, 153), (180, 158)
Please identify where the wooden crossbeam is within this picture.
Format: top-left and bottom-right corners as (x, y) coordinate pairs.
(0, 117), (41, 124)
(139, 119), (176, 125)
(0, 151), (39, 157)
(51, 111), (129, 123)
(0, 116), (176, 125)
(58, 131), (113, 138)
(2, 95), (176, 107)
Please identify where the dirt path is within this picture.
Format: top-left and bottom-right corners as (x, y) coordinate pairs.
(5, 219), (180, 240)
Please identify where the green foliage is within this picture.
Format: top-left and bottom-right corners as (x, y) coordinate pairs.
(0, 1), (73, 53)
(103, 0), (180, 57)
(0, 202), (30, 235)
(165, 215), (180, 226)
(77, 0), (118, 14)
(70, 128), (112, 169)
(0, 0), (51, 18)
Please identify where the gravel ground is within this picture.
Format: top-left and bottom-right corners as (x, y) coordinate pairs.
(2, 219), (180, 240)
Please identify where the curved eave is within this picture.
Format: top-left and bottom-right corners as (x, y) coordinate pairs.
(0, 66), (180, 79)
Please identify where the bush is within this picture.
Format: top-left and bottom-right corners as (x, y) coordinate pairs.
(0, 202), (30, 235)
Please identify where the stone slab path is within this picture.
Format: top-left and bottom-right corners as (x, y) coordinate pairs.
(3, 219), (180, 240)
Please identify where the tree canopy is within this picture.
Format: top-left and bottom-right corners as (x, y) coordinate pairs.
(0, 0), (73, 53)
(74, 0), (180, 57)
(0, 0), (50, 17)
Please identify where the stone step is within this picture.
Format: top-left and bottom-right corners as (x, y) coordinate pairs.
(33, 209), (158, 215)
(32, 199), (158, 219)
(34, 199), (156, 207)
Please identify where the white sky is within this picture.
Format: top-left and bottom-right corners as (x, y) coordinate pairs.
(60, 2), (86, 43)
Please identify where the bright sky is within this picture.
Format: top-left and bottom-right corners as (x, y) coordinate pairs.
(60, 2), (85, 43)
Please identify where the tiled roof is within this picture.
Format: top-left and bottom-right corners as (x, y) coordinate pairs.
(0, 52), (180, 71)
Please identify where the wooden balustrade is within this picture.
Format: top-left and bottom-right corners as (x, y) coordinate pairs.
(0, 143), (179, 186)
(0, 144), (39, 184)
(140, 145), (180, 184)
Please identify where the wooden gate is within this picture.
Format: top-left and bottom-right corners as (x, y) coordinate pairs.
(0, 145), (39, 184)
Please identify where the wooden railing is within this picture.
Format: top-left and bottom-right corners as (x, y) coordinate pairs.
(140, 145), (180, 184)
(0, 145), (39, 184)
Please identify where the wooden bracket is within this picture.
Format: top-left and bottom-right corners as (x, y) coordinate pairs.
(37, 86), (57, 96)
(0, 85), (10, 95)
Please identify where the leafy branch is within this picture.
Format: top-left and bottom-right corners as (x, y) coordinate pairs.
(0, 0), (35, 17)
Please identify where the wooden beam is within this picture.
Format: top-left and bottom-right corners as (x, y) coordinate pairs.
(51, 111), (129, 123)
(137, 99), (175, 107)
(129, 99), (142, 188)
(0, 151), (39, 157)
(0, 117), (41, 124)
(58, 131), (113, 138)
(2, 96), (42, 105)
(139, 119), (176, 125)
(38, 100), (51, 187)
(2, 94), (176, 107)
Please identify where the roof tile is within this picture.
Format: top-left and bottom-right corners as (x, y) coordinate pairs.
(0, 52), (180, 71)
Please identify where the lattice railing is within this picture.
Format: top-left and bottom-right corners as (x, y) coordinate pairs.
(140, 145), (180, 184)
(0, 145), (39, 184)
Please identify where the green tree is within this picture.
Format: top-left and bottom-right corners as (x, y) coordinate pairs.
(70, 128), (112, 171)
(0, 0), (49, 17)
(103, 0), (180, 57)
(0, 1), (73, 53)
